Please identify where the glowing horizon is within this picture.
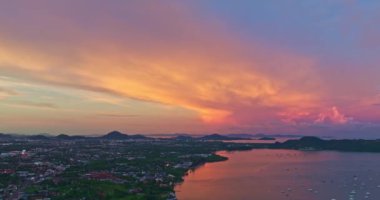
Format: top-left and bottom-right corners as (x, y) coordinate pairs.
(1, 1), (380, 138)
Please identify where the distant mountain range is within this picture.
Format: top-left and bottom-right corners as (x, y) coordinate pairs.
(152, 133), (305, 139)
(0, 132), (263, 141)
(198, 134), (249, 141)
(100, 131), (148, 140)
(1, 132), (380, 152)
(171, 134), (251, 141)
(0, 131), (149, 140)
(0, 130), (310, 141)
(0, 132), (258, 141)
(0, 132), (302, 141)
(226, 133), (305, 139)
(56, 134), (88, 140)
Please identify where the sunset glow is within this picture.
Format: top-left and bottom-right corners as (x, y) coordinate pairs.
(1, 1), (380, 137)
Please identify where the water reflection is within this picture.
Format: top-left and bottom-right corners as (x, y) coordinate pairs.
(175, 150), (380, 200)
(223, 138), (292, 144)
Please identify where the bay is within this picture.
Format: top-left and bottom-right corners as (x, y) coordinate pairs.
(175, 150), (380, 200)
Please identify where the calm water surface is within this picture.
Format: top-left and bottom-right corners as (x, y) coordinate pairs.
(175, 150), (380, 200)
(221, 138), (291, 144)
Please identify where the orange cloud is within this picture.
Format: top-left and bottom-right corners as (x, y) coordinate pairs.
(0, 1), (321, 128)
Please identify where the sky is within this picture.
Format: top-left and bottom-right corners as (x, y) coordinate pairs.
(0, 0), (380, 138)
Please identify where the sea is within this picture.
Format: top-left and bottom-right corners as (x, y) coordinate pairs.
(175, 149), (380, 200)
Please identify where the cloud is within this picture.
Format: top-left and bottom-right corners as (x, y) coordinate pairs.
(96, 114), (139, 118)
(279, 106), (353, 127)
(278, 110), (313, 125)
(0, 1), (321, 130)
(0, 87), (18, 99)
(315, 106), (352, 125)
(7, 100), (58, 109)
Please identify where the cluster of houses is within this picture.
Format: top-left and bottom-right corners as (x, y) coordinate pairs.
(0, 139), (219, 200)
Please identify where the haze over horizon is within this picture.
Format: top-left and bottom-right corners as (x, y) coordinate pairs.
(1, 1), (380, 138)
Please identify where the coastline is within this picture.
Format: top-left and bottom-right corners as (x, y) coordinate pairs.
(173, 151), (229, 199)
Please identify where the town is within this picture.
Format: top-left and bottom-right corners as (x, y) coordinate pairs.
(0, 132), (254, 200)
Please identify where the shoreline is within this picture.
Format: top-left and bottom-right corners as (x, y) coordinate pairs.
(173, 151), (230, 199)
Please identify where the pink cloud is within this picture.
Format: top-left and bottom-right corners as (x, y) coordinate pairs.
(315, 106), (352, 125)
(278, 110), (312, 125)
(279, 106), (353, 126)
